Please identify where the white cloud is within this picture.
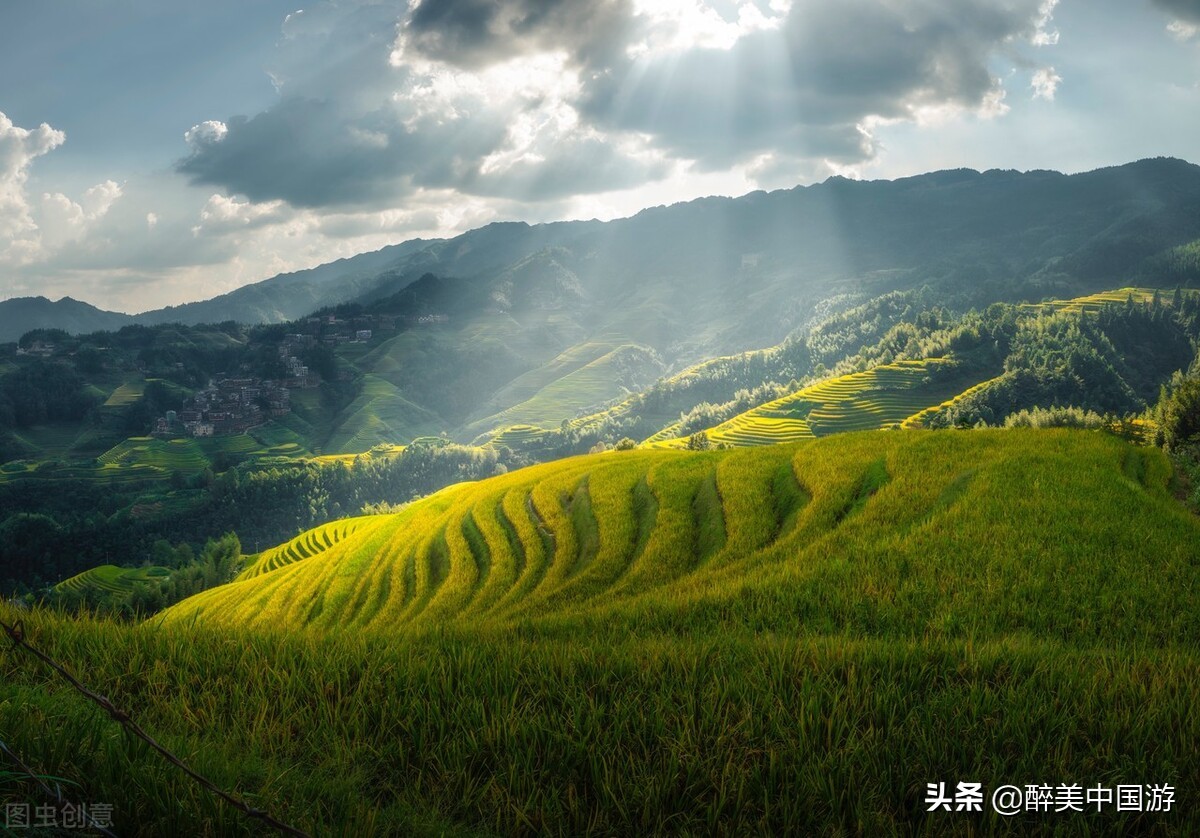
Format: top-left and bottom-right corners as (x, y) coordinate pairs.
(1031, 66), (1062, 100)
(0, 112), (130, 273)
(146, 212), (159, 229)
(194, 193), (293, 234)
(0, 111), (66, 261)
(184, 120), (228, 149)
(37, 180), (124, 250)
(1167, 20), (1199, 41)
(1032, 0), (1060, 46)
(629, 0), (791, 55)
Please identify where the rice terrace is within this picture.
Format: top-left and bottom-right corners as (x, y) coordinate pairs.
(5, 2), (1200, 832)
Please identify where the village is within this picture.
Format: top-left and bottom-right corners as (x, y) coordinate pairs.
(153, 313), (386, 438)
(154, 377), (293, 437)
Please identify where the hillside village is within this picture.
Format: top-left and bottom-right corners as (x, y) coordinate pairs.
(151, 313), (395, 437)
(155, 377), (294, 437)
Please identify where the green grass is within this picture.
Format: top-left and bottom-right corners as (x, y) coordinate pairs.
(3, 429), (1198, 834)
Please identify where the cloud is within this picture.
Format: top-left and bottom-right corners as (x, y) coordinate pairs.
(1032, 0), (1060, 46)
(0, 111), (66, 260)
(582, 0), (1051, 169)
(1152, 0), (1200, 25)
(175, 0), (1059, 210)
(37, 179), (124, 251)
(1031, 66), (1062, 100)
(0, 113), (129, 270)
(1152, 0), (1200, 39)
(400, 0), (634, 71)
(184, 120), (229, 149)
(194, 194), (293, 234)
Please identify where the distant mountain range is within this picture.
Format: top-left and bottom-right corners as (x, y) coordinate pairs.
(4, 157), (1200, 345)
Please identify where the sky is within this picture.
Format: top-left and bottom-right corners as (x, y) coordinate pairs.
(1, 0), (1199, 314)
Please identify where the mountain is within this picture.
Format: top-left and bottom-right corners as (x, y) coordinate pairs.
(133, 237), (439, 327)
(6, 158), (1200, 348)
(0, 296), (133, 343)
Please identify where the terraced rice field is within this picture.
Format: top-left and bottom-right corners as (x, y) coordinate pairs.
(464, 343), (660, 438)
(197, 434), (262, 458)
(640, 421), (684, 445)
(486, 424), (549, 450)
(236, 516), (381, 581)
(0, 460), (168, 485)
(7, 424), (86, 459)
(13, 429), (1200, 835)
(162, 428), (1194, 641)
(323, 374), (441, 453)
(900, 375), (1006, 428)
(654, 359), (987, 447)
(56, 564), (171, 595)
(165, 441), (801, 632)
(1021, 286), (1198, 314)
(101, 379), (145, 408)
(98, 438), (210, 473)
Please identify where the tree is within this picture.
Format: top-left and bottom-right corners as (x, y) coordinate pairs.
(686, 431), (712, 451)
(1155, 376), (1200, 450)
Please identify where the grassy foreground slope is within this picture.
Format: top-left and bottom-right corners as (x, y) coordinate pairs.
(3, 429), (1198, 835)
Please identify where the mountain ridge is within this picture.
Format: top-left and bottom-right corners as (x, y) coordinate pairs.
(4, 157), (1199, 345)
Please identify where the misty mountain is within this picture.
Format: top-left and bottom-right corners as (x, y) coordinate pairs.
(5, 158), (1200, 352)
(133, 237), (439, 328)
(0, 296), (133, 343)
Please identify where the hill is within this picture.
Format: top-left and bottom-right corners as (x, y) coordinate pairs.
(161, 428), (1199, 641)
(0, 296), (133, 343)
(2, 428), (1195, 834)
(134, 238), (438, 327)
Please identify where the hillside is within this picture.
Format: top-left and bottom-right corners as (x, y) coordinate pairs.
(162, 429), (1199, 641)
(6, 160), (1200, 456)
(3, 428), (1192, 834)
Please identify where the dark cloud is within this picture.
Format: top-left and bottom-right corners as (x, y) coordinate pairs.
(177, 0), (1053, 209)
(177, 0), (654, 207)
(467, 134), (670, 200)
(403, 0), (633, 70)
(1151, 0), (1200, 24)
(179, 97), (509, 208)
(581, 0), (1044, 168)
